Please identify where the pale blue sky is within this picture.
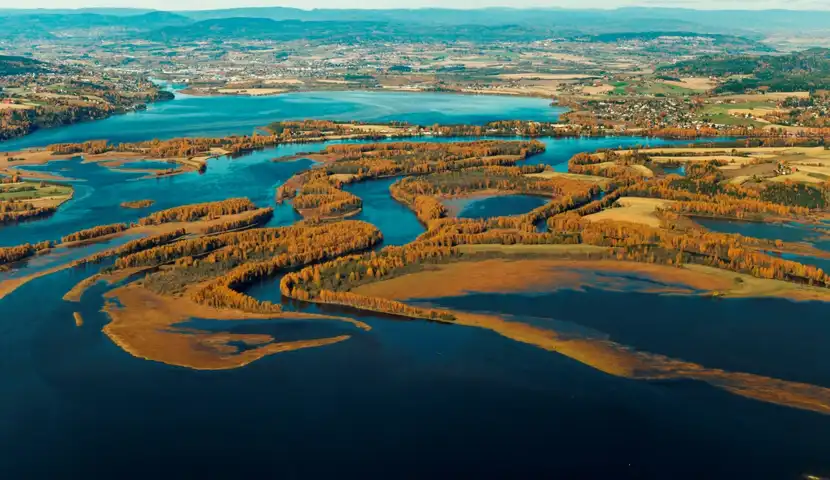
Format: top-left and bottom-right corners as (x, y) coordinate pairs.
(3, 0), (828, 10)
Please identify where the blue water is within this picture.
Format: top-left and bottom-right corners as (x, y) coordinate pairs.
(426, 289), (830, 388)
(0, 152), (313, 246)
(447, 194), (548, 219)
(1, 134), (680, 247)
(663, 165), (686, 176)
(529, 137), (734, 173)
(0, 91), (565, 151)
(1, 263), (828, 478)
(117, 160), (178, 170)
(0, 233), (140, 280)
(0, 93), (828, 478)
(342, 177), (424, 246)
(698, 218), (830, 252)
(773, 251), (830, 273)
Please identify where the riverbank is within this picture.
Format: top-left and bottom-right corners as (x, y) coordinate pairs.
(179, 85), (557, 100)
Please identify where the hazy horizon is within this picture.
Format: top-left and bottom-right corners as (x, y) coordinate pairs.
(3, 1), (830, 12)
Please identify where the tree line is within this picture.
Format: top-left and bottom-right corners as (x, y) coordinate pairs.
(204, 208), (275, 234)
(138, 198), (256, 225)
(0, 241), (51, 268)
(60, 223), (128, 244)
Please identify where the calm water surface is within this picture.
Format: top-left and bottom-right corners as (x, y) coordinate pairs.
(698, 217), (830, 270)
(0, 90), (565, 151)
(447, 194), (548, 219)
(0, 94), (828, 478)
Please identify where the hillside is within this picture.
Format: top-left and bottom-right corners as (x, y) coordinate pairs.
(583, 31), (771, 52)
(0, 55), (52, 76)
(4, 7), (830, 41)
(144, 18), (582, 43)
(2, 7), (830, 36)
(662, 48), (830, 93)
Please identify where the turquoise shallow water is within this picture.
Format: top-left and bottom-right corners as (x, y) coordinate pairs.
(0, 90), (566, 151)
(0, 93), (828, 478)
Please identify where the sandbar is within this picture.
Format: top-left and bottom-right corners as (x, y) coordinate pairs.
(351, 256), (830, 414)
(102, 283), (368, 370)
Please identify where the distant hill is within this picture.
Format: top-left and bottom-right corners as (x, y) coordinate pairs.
(145, 17), (583, 43)
(616, 8), (830, 33)
(119, 11), (191, 28)
(0, 11), (191, 38)
(0, 55), (52, 76)
(1, 7), (830, 43)
(144, 17), (769, 45)
(0, 8), (156, 16)
(175, 7), (830, 33)
(582, 31), (772, 52)
(146, 18), (386, 42)
(661, 48), (830, 93)
(176, 7), (830, 34)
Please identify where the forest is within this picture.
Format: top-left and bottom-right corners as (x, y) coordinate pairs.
(47, 134), (282, 159)
(269, 140), (830, 320)
(568, 150), (829, 217)
(93, 218), (385, 314)
(204, 208), (274, 234)
(0, 241), (51, 269)
(138, 198), (256, 225)
(0, 200), (57, 225)
(662, 48), (830, 93)
(278, 140), (548, 220)
(60, 223), (128, 244)
(121, 199), (155, 209)
(17, 135), (827, 329)
(0, 73), (173, 141)
(287, 173), (363, 220)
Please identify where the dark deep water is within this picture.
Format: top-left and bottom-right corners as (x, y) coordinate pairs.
(0, 93), (828, 478)
(697, 217), (830, 271)
(697, 217), (829, 248)
(426, 289), (830, 389)
(4, 265), (830, 478)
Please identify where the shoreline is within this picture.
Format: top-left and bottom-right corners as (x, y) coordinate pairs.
(336, 254), (830, 414)
(101, 282), (367, 370)
(0, 91), (175, 147)
(352, 255), (830, 303)
(177, 85), (557, 101)
(0, 208), (274, 300)
(4, 88), (830, 151)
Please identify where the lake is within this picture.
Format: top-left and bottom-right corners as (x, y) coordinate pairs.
(0, 90), (566, 151)
(446, 194), (548, 219)
(0, 91), (828, 478)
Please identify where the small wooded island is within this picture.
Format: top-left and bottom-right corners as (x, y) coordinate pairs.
(1, 122), (830, 415)
(121, 199), (156, 209)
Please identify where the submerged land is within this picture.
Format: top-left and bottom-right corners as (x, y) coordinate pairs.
(1, 124), (829, 417)
(5, 6), (830, 477)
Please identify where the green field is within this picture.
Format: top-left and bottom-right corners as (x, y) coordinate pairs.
(612, 81), (629, 95)
(640, 82), (696, 96)
(0, 182), (73, 201)
(698, 101), (776, 127)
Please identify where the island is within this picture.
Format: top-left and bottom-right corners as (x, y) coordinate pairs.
(8, 6), (830, 476)
(3, 130), (827, 417)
